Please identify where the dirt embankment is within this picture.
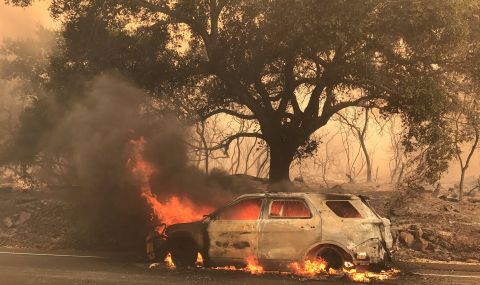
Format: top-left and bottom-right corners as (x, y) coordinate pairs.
(386, 190), (480, 263)
(342, 184), (480, 264)
(0, 189), (74, 250)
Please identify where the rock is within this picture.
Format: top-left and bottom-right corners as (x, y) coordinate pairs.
(439, 240), (453, 250)
(400, 231), (415, 248)
(439, 194), (459, 202)
(426, 242), (436, 251)
(293, 176), (304, 183)
(15, 211), (31, 226)
(3, 217), (13, 228)
(443, 205), (460, 212)
(423, 185), (435, 192)
(148, 262), (162, 269)
(409, 225), (423, 239)
(423, 232), (436, 242)
(412, 237), (429, 252)
(467, 197), (480, 203)
(466, 259), (478, 263)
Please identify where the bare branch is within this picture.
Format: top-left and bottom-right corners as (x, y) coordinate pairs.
(201, 132), (264, 153)
(202, 108), (256, 120)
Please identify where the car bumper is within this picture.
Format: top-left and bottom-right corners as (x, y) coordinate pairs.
(351, 238), (389, 265)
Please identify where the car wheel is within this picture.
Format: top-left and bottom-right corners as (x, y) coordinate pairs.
(169, 238), (198, 269)
(315, 246), (345, 270)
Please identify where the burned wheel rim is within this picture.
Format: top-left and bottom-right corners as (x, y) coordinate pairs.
(316, 247), (344, 270)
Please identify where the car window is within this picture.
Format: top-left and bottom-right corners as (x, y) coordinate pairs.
(325, 201), (362, 218)
(217, 198), (263, 220)
(269, 200), (311, 218)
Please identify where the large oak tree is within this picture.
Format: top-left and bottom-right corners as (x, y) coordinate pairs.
(7, 0), (480, 182)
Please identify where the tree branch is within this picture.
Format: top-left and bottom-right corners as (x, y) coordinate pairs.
(201, 132), (265, 153)
(202, 108), (257, 120)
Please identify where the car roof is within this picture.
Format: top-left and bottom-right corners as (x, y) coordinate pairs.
(235, 192), (359, 201)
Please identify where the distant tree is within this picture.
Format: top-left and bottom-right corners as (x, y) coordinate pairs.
(337, 107), (373, 182)
(451, 92), (479, 200)
(0, 28), (60, 183)
(387, 117), (407, 184)
(6, 0), (480, 182)
(313, 131), (339, 188)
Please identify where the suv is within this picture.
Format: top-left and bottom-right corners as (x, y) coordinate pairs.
(163, 192), (394, 270)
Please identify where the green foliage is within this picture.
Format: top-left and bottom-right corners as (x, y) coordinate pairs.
(4, 0), (480, 181)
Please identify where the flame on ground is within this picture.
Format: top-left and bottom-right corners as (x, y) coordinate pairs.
(196, 252), (204, 267)
(161, 252), (398, 282)
(128, 137), (213, 225)
(164, 253), (175, 269)
(288, 258), (327, 277)
(344, 268), (401, 282)
(244, 256), (264, 275)
(208, 256), (264, 275)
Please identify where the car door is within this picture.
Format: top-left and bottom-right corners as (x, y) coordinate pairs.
(258, 198), (321, 262)
(206, 197), (264, 264)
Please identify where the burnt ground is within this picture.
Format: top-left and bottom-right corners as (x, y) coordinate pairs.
(0, 188), (76, 250)
(337, 183), (480, 264)
(0, 179), (479, 265)
(0, 248), (480, 285)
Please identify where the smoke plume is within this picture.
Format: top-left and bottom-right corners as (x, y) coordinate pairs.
(37, 73), (247, 249)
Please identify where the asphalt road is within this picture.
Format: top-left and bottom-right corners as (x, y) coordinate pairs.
(0, 248), (479, 285)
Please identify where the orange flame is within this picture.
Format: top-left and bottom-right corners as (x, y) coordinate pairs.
(128, 137), (213, 225)
(196, 252), (204, 267)
(244, 256), (264, 275)
(288, 258), (328, 277)
(164, 253), (175, 269)
(209, 256), (264, 274)
(344, 268), (401, 282)
(162, 250), (399, 282)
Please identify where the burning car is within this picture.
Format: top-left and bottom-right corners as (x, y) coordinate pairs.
(152, 192), (394, 271)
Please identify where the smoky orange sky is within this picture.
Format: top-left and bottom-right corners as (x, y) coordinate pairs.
(0, 1), (478, 187)
(0, 1), (55, 40)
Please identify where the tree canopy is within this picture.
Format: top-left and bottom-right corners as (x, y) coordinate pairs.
(5, 0), (480, 182)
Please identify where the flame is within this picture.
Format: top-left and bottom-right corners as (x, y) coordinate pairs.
(343, 268), (401, 283)
(287, 259), (399, 282)
(196, 252), (204, 267)
(164, 253), (175, 269)
(128, 137), (213, 225)
(161, 250), (398, 282)
(288, 258), (328, 277)
(209, 256), (264, 274)
(244, 256), (264, 275)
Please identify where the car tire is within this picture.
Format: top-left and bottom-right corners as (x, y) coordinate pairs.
(169, 238), (198, 269)
(315, 246), (345, 270)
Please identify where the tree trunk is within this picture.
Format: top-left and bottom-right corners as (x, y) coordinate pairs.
(359, 138), (372, 182)
(396, 163), (405, 185)
(204, 149), (209, 176)
(268, 144), (295, 183)
(459, 167), (466, 201)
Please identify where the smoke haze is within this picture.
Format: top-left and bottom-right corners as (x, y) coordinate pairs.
(33, 73), (243, 248)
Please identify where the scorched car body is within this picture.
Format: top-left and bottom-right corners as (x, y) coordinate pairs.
(164, 192), (394, 270)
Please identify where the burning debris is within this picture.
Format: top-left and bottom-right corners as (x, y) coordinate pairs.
(288, 258), (328, 277)
(164, 253), (176, 270)
(158, 253), (400, 282)
(244, 256), (265, 275)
